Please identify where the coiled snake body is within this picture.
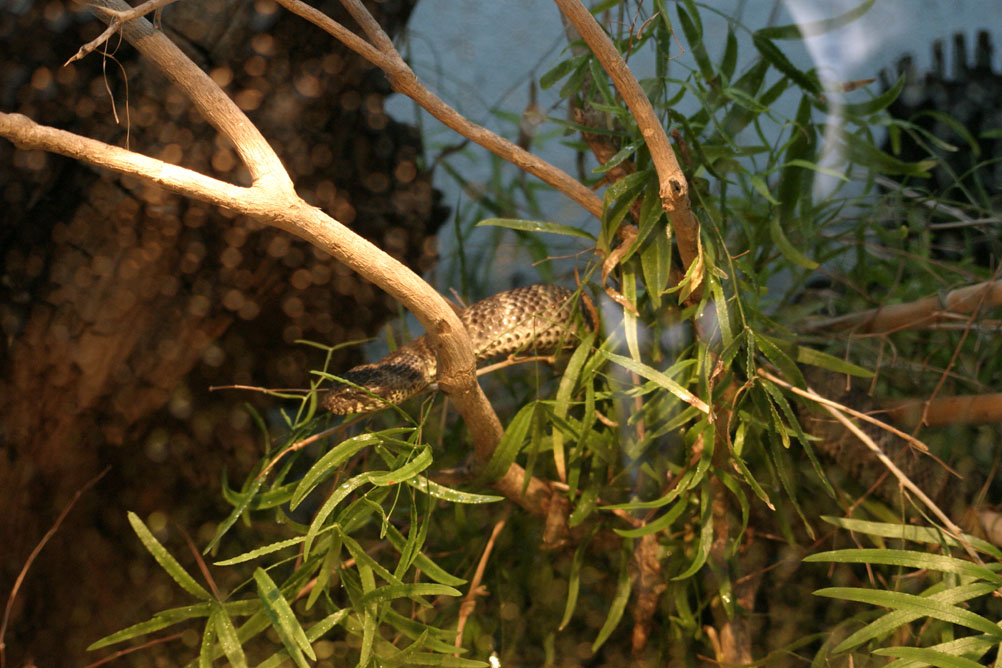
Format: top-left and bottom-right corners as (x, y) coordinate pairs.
(322, 284), (585, 414)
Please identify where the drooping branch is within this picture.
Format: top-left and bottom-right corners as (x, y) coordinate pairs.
(274, 0), (605, 219)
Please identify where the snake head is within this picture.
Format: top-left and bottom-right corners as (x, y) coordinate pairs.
(322, 341), (436, 414)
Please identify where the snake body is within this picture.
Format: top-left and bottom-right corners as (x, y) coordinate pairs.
(322, 284), (585, 414)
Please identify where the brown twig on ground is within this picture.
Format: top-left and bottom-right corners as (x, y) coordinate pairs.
(803, 279), (1002, 334)
(553, 0), (702, 290)
(0, 468), (109, 668)
(274, 0), (604, 219)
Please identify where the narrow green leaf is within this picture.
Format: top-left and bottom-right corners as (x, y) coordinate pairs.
(873, 647), (989, 668)
(591, 546), (632, 651)
(358, 563), (377, 668)
(796, 348), (873, 377)
(406, 475), (504, 504)
(127, 512), (211, 601)
(210, 603), (249, 668)
(805, 549), (1002, 584)
(757, 0), (875, 39)
(552, 332), (595, 482)
(254, 568), (316, 666)
(199, 614), (216, 668)
(752, 32), (821, 94)
(814, 588), (1002, 638)
(384, 524), (466, 587)
(820, 516), (1002, 560)
(640, 222), (672, 308)
(842, 72), (905, 116)
(87, 603), (215, 650)
(482, 402), (536, 482)
(672, 479), (714, 580)
(749, 175), (780, 205)
(360, 583), (462, 606)
(213, 535), (305, 566)
(769, 217), (818, 269)
(475, 218), (595, 241)
(602, 351), (709, 413)
(559, 536), (590, 630)
(833, 582), (997, 653)
(290, 432), (385, 509)
(540, 55), (585, 90)
(720, 27), (738, 81)
(615, 499), (687, 538)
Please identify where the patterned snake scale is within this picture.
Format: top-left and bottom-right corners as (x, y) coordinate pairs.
(322, 284), (589, 414)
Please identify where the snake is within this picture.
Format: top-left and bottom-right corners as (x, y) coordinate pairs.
(322, 284), (590, 414)
(322, 284), (970, 520)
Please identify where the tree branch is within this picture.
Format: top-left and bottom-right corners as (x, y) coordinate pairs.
(804, 279), (1002, 333)
(552, 0), (702, 282)
(274, 0), (604, 219)
(0, 0), (560, 516)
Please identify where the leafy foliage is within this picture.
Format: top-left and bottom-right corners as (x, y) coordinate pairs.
(94, 1), (1002, 666)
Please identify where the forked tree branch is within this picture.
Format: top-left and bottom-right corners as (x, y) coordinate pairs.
(276, 0), (605, 219)
(0, 0), (556, 515)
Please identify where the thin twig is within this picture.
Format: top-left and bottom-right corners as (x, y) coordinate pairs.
(762, 370), (972, 557)
(0, 468), (110, 668)
(455, 510), (509, 652)
(65, 0), (180, 65)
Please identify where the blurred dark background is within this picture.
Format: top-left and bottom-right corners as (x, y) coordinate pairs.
(0, 1), (445, 664)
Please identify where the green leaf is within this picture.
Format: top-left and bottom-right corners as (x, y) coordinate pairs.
(752, 32), (821, 95)
(820, 516), (1002, 560)
(757, 0), (875, 39)
(796, 348), (874, 377)
(676, 4), (714, 83)
(601, 350), (709, 413)
(360, 583), (462, 606)
(213, 535), (305, 566)
(833, 582), (998, 653)
(482, 402), (536, 482)
(540, 55), (586, 90)
(672, 478), (714, 580)
(769, 217), (818, 269)
(290, 432), (383, 509)
(206, 474), (265, 554)
(127, 512), (211, 601)
(805, 549), (1002, 584)
(873, 647), (990, 668)
(591, 545), (632, 651)
(384, 524), (466, 587)
(814, 588), (1002, 638)
(254, 568), (316, 667)
(476, 218), (595, 241)
(405, 476), (504, 504)
(842, 72), (905, 116)
(749, 175), (780, 205)
(614, 499), (687, 538)
(559, 534), (590, 630)
(87, 603), (215, 650)
(210, 603), (249, 668)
